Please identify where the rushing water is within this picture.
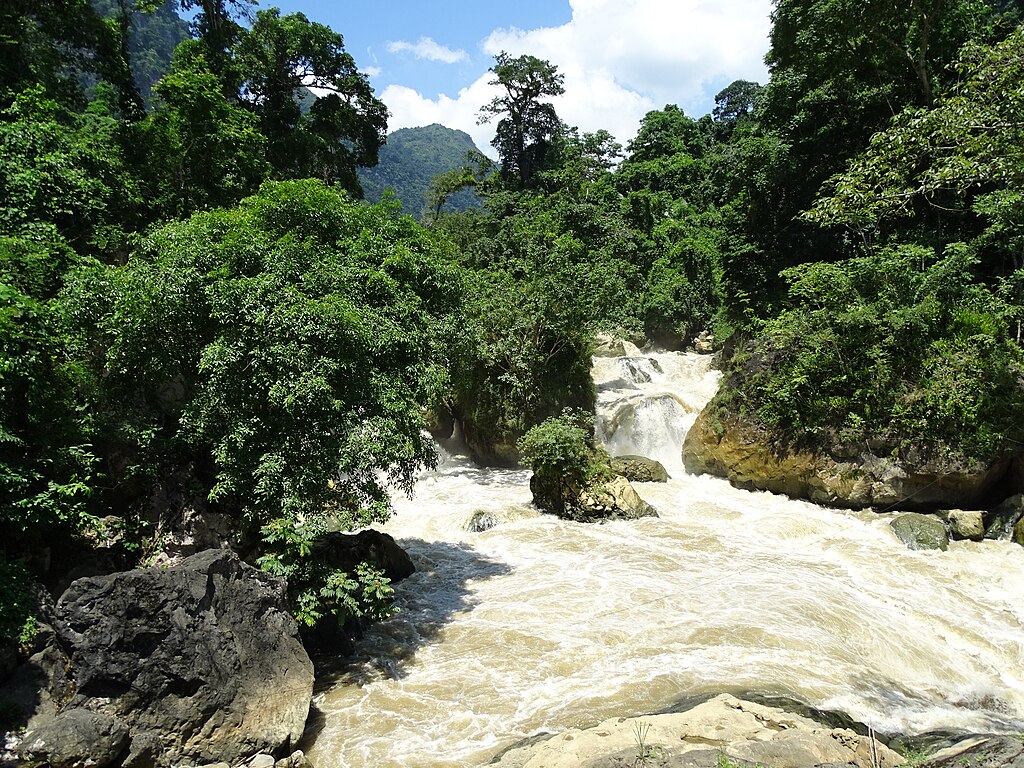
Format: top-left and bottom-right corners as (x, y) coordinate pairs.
(305, 348), (1024, 768)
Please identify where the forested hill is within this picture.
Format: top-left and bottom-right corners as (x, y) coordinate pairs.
(358, 124), (483, 217)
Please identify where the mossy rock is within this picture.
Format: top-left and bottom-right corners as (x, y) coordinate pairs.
(890, 513), (949, 551)
(611, 454), (670, 483)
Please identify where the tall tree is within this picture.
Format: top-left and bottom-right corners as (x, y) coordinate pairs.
(236, 9), (388, 196)
(479, 52), (564, 189)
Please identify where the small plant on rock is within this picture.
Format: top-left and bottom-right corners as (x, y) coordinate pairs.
(516, 408), (612, 516)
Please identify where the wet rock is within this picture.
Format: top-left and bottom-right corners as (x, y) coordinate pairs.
(18, 709), (130, 768)
(891, 513), (950, 551)
(939, 509), (985, 541)
(576, 475), (659, 522)
(529, 473), (658, 524)
(8, 549), (313, 767)
(466, 510), (500, 533)
(309, 529), (415, 583)
(920, 734), (1024, 767)
(693, 329), (714, 354)
(490, 693), (902, 768)
(1014, 517), (1024, 547)
(683, 407), (1009, 511)
(610, 454), (670, 483)
(985, 494), (1024, 540)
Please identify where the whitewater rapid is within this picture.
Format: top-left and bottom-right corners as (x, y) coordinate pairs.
(305, 348), (1024, 768)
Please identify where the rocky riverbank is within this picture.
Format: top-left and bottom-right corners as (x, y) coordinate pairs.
(490, 694), (1024, 768)
(0, 529), (415, 768)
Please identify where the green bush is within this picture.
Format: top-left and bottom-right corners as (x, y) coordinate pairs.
(719, 245), (1024, 461)
(0, 559), (37, 653)
(517, 409), (611, 514)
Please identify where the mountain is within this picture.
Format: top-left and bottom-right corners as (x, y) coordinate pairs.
(358, 124), (483, 218)
(92, 0), (190, 106)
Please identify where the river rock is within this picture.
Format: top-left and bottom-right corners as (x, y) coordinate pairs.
(529, 472), (658, 523)
(610, 455), (670, 483)
(1014, 517), (1024, 547)
(891, 513), (949, 551)
(985, 494), (1024, 539)
(17, 709), (130, 768)
(693, 329), (714, 353)
(490, 693), (902, 768)
(9, 549), (313, 767)
(594, 333), (648, 358)
(683, 408), (1009, 511)
(577, 475), (659, 522)
(939, 509), (985, 541)
(309, 529), (415, 582)
(920, 734), (1024, 767)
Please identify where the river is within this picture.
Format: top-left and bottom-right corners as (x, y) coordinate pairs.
(305, 348), (1024, 767)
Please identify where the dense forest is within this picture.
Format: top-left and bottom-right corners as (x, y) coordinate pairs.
(358, 124), (484, 217)
(3, 0), (1024, 660)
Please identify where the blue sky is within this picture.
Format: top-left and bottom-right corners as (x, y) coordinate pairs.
(264, 0), (773, 155)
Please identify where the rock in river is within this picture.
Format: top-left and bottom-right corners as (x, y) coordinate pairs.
(9, 549), (313, 767)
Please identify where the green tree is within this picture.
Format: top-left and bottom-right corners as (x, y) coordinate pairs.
(479, 52), (565, 189)
(135, 41), (269, 218)
(0, 84), (139, 255)
(236, 8), (388, 195)
(61, 180), (462, 622)
(1, 236), (97, 553)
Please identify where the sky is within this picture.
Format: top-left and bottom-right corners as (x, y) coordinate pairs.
(267, 0), (775, 157)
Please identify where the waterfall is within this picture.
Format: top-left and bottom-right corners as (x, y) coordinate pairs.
(305, 349), (1024, 768)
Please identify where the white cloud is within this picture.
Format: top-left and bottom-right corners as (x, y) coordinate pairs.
(363, 66), (383, 78)
(383, 0), (771, 153)
(386, 37), (469, 64)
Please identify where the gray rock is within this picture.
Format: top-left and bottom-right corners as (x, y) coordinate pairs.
(11, 549), (313, 768)
(466, 510), (500, 532)
(610, 454), (670, 483)
(18, 709), (129, 768)
(490, 693), (902, 768)
(986, 494), (1024, 539)
(891, 513), (950, 551)
(309, 529), (415, 582)
(248, 754), (276, 768)
(921, 734), (1024, 767)
(939, 509), (985, 541)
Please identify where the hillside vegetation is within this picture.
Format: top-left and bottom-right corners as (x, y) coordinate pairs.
(358, 123), (484, 217)
(2, 0), (1024, 653)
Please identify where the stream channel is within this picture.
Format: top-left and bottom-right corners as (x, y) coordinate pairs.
(305, 347), (1024, 767)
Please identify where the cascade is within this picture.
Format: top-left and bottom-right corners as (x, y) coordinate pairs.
(305, 349), (1024, 768)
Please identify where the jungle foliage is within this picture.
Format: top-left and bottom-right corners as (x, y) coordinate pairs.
(3, 0), (1024, 641)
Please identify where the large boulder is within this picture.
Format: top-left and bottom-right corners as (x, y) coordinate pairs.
(8, 549), (313, 767)
(529, 473), (658, 523)
(310, 529), (415, 582)
(938, 509), (985, 541)
(491, 693), (903, 768)
(891, 513), (950, 551)
(684, 408), (1009, 511)
(610, 454), (669, 483)
(577, 475), (659, 522)
(985, 494), (1024, 539)
(920, 734), (1024, 767)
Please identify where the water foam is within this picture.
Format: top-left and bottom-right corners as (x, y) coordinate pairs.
(306, 350), (1024, 768)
